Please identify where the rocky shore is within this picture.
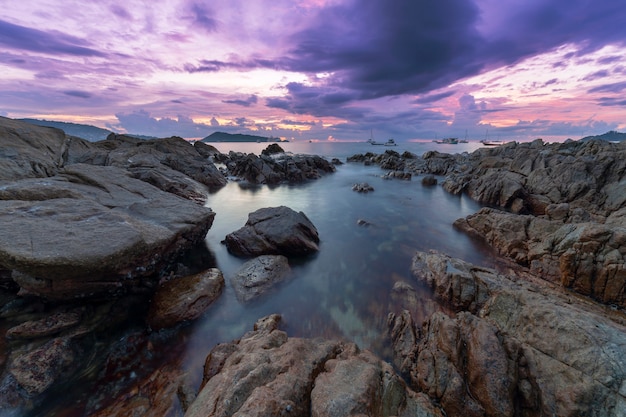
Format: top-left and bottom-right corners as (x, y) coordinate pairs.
(1, 115), (625, 417)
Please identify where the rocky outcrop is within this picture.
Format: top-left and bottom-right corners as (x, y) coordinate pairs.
(221, 147), (335, 184)
(67, 133), (228, 198)
(454, 207), (626, 308)
(185, 314), (443, 417)
(147, 268), (224, 329)
(223, 206), (320, 257)
(0, 118), (221, 300)
(388, 250), (626, 417)
(230, 255), (291, 303)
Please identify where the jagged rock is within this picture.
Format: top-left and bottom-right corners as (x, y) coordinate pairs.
(261, 143), (284, 156)
(68, 133), (228, 197)
(230, 255), (291, 303)
(352, 182), (374, 192)
(147, 268), (224, 329)
(185, 314), (443, 417)
(223, 206), (320, 257)
(454, 207), (626, 307)
(223, 151), (335, 184)
(389, 250), (626, 417)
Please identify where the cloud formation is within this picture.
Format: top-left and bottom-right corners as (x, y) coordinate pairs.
(0, 0), (625, 140)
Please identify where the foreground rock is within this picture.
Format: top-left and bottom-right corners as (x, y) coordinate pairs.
(0, 118), (221, 300)
(230, 255), (291, 303)
(185, 314), (443, 417)
(388, 250), (626, 417)
(223, 206), (320, 257)
(0, 164), (215, 300)
(147, 268), (224, 329)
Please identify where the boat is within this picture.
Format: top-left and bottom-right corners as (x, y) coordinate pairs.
(384, 138), (397, 146)
(480, 140), (505, 146)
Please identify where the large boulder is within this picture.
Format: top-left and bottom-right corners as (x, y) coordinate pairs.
(184, 314), (443, 417)
(223, 206), (320, 257)
(0, 116), (72, 180)
(230, 255), (291, 303)
(388, 250), (626, 417)
(147, 268), (224, 329)
(0, 163), (216, 300)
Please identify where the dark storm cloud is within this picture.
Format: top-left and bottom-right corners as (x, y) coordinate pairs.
(0, 19), (105, 56)
(223, 95), (258, 107)
(256, 0), (626, 118)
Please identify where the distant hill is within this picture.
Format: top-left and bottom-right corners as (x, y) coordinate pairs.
(20, 118), (113, 142)
(581, 131), (626, 142)
(201, 131), (280, 143)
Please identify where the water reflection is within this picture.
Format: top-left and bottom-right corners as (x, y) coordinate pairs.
(182, 161), (491, 383)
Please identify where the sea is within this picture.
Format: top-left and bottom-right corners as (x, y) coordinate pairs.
(17, 140), (506, 416)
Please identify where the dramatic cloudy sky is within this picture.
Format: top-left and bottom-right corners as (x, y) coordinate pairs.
(1, 0), (625, 141)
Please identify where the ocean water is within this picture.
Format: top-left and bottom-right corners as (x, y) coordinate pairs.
(179, 140), (494, 383)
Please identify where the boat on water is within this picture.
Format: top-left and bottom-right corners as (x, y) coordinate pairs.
(433, 137), (459, 144)
(366, 129), (396, 146)
(481, 140), (505, 146)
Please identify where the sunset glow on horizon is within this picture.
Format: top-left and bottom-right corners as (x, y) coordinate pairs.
(1, 0), (625, 141)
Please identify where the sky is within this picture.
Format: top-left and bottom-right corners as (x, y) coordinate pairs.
(1, 0), (625, 142)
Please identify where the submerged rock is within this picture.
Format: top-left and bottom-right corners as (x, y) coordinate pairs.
(230, 255), (291, 303)
(224, 206), (320, 257)
(147, 268), (224, 329)
(352, 182), (374, 192)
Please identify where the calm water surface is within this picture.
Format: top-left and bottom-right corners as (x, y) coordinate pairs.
(180, 140), (493, 382)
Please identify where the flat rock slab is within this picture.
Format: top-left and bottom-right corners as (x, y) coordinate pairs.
(223, 206), (319, 257)
(148, 268), (224, 329)
(230, 255), (291, 303)
(0, 164), (215, 299)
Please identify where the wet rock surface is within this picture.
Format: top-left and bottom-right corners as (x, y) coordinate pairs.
(224, 206), (320, 257)
(230, 255), (291, 303)
(147, 268), (225, 329)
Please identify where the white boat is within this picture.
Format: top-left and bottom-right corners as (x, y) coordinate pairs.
(481, 140), (505, 146)
(384, 138), (397, 146)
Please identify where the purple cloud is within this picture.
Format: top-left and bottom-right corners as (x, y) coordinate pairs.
(0, 19), (105, 56)
(223, 95), (258, 107)
(63, 90), (92, 99)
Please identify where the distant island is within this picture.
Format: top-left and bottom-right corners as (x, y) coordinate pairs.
(581, 130), (626, 142)
(20, 118), (113, 142)
(201, 131), (283, 143)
